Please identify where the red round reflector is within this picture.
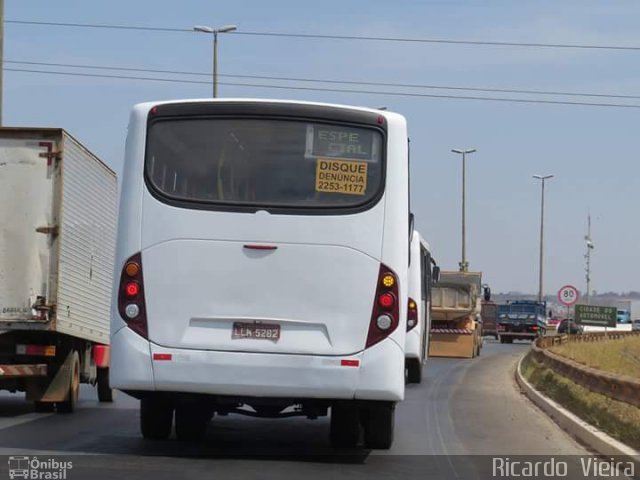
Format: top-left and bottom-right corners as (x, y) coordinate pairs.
(125, 282), (140, 297)
(378, 292), (395, 309)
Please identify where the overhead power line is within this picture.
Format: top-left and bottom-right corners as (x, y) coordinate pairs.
(6, 67), (640, 109)
(6, 60), (640, 101)
(6, 19), (640, 51)
(7, 20), (189, 33)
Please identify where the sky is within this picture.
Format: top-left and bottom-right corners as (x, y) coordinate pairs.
(4, 1), (640, 296)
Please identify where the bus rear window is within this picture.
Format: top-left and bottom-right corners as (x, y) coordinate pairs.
(145, 118), (384, 210)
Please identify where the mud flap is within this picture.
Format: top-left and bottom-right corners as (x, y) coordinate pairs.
(26, 351), (75, 402)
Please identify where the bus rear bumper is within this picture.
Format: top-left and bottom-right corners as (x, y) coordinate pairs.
(111, 326), (404, 402)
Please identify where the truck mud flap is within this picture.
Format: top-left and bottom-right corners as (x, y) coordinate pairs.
(26, 351), (74, 402)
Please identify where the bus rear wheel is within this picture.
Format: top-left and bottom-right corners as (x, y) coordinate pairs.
(175, 405), (211, 441)
(406, 358), (422, 384)
(140, 397), (173, 440)
(330, 404), (360, 448)
(363, 402), (395, 449)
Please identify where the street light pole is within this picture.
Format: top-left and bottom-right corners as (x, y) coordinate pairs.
(193, 24), (237, 98)
(584, 214), (594, 305)
(533, 174), (554, 303)
(213, 30), (218, 98)
(452, 148), (476, 272)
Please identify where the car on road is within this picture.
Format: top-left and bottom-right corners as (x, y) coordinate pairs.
(632, 319), (640, 332)
(556, 319), (583, 335)
(617, 309), (631, 324)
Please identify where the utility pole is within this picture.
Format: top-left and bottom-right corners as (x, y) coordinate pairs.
(533, 174), (554, 303)
(0, 0), (4, 126)
(585, 213), (594, 304)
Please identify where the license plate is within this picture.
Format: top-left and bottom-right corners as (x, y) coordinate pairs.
(232, 322), (281, 341)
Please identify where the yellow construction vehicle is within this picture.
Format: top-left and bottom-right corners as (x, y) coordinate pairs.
(428, 271), (486, 358)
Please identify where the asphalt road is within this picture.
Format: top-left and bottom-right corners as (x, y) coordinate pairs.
(0, 340), (590, 479)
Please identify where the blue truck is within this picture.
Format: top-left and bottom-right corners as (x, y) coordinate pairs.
(497, 300), (547, 343)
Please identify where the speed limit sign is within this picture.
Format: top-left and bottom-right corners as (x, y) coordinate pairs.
(558, 285), (579, 306)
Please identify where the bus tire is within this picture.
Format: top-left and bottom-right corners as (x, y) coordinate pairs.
(363, 402), (395, 449)
(330, 404), (360, 448)
(406, 358), (422, 384)
(141, 397), (173, 440)
(97, 367), (115, 402)
(57, 351), (80, 414)
(175, 405), (210, 442)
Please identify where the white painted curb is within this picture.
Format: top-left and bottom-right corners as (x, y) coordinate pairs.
(516, 354), (640, 465)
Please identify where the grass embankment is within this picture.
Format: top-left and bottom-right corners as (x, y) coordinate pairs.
(549, 336), (640, 379)
(521, 353), (640, 450)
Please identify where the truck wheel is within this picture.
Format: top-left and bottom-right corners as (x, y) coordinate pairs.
(141, 397), (173, 440)
(363, 402), (395, 449)
(57, 351), (80, 414)
(406, 358), (422, 384)
(330, 404), (360, 448)
(175, 405), (211, 442)
(34, 401), (55, 413)
(96, 367), (115, 402)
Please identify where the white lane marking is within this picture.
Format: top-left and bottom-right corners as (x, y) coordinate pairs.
(0, 412), (52, 430)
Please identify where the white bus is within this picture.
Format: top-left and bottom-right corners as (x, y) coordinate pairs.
(111, 99), (410, 449)
(405, 231), (436, 384)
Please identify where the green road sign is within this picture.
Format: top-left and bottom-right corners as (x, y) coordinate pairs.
(574, 304), (617, 327)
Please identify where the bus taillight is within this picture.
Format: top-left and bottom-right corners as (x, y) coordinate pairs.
(378, 292), (395, 309)
(407, 298), (418, 331)
(118, 253), (148, 339)
(366, 264), (400, 348)
(125, 282), (140, 297)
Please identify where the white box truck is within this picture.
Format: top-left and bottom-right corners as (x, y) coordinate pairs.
(0, 128), (117, 412)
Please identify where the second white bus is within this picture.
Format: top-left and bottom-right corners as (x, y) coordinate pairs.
(110, 99), (410, 449)
(405, 230), (436, 384)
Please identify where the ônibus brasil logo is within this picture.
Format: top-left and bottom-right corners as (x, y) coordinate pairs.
(8, 456), (72, 479)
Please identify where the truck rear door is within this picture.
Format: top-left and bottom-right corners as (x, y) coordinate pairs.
(0, 133), (58, 323)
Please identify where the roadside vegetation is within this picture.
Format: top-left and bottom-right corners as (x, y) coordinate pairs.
(521, 353), (640, 450)
(548, 336), (640, 379)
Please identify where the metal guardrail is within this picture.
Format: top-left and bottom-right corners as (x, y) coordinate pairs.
(532, 331), (640, 408)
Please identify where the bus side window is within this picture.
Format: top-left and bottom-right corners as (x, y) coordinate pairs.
(420, 247), (428, 301)
(424, 249), (433, 303)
